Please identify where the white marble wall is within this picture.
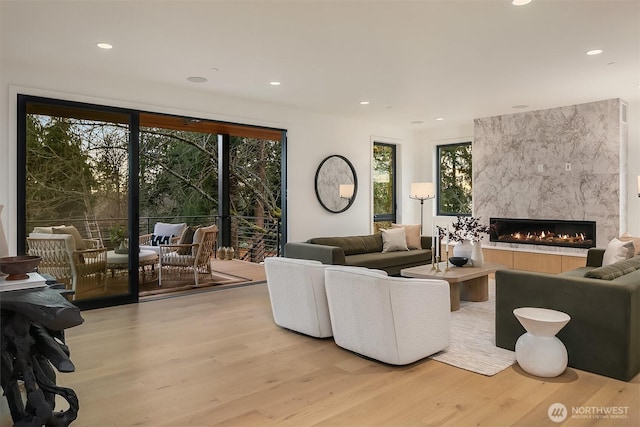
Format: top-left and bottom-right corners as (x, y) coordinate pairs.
(474, 99), (626, 250)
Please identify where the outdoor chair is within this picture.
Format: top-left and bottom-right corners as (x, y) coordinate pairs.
(139, 222), (188, 254)
(158, 225), (218, 287)
(28, 227), (107, 299)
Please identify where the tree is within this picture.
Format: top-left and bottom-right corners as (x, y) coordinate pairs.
(26, 115), (96, 223)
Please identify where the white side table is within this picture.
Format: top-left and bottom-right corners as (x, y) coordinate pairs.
(513, 307), (571, 377)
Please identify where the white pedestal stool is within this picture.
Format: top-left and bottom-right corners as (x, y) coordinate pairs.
(513, 307), (571, 377)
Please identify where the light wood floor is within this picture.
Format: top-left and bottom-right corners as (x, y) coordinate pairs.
(2, 281), (638, 426)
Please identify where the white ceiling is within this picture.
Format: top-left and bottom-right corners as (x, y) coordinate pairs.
(2, 0), (639, 129)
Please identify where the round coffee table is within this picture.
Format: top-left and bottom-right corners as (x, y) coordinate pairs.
(513, 307), (571, 377)
(106, 249), (158, 283)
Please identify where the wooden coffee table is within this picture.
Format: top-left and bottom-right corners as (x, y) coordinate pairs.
(400, 262), (506, 311)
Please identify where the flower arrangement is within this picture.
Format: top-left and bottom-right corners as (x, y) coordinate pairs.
(438, 216), (491, 242)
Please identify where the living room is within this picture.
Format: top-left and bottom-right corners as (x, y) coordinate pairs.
(1, 0), (639, 425)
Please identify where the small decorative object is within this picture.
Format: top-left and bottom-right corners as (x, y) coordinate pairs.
(109, 225), (128, 254)
(225, 247), (235, 260)
(0, 255), (42, 280)
(471, 241), (484, 267)
(217, 247), (227, 259)
(453, 240), (473, 261)
(448, 256), (468, 267)
(439, 217), (490, 266)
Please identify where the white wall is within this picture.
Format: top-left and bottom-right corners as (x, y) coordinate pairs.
(0, 60), (422, 253)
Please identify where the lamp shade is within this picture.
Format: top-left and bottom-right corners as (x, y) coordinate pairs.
(409, 182), (435, 200)
(339, 184), (355, 199)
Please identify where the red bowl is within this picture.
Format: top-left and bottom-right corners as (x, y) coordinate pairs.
(0, 255), (42, 281)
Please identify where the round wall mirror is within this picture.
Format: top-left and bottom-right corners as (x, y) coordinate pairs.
(314, 155), (358, 213)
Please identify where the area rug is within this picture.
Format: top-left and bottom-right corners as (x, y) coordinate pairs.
(430, 281), (516, 376)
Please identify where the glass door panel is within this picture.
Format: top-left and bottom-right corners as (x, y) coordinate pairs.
(22, 98), (136, 306)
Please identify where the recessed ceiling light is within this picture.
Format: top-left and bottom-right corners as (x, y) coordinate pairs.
(210, 67), (219, 72)
(512, 104), (529, 109)
(512, 0), (532, 5)
(360, 101), (370, 105)
(96, 42), (113, 49)
(187, 76), (207, 83)
(586, 49), (603, 56)
(435, 117), (444, 121)
(270, 81), (281, 86)
(410, 120), (424, 124)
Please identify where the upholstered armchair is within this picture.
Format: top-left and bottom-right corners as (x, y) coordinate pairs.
(158, 225), (218, 286)
(324, 266), (451, 365)
(27, 230), (107, 298)
(139, 222), (188, 254)
(264, 257), (333, 338)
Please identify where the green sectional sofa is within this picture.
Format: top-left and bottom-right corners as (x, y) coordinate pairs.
(284, 234), (433, 275)
(495, 249), (640, 381)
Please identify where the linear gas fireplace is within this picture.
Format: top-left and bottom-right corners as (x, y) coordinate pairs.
(490, 218), (596, 249)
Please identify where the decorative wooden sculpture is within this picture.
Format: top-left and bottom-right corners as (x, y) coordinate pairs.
(1, 285), (84, 426)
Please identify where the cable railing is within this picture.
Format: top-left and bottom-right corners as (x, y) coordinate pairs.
(26, 215), (282, 262)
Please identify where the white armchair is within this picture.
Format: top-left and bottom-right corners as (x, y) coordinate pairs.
(324, 266), (450, 365)
(264, 257), (332, 338)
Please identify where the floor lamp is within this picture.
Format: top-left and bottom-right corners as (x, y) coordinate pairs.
(409, 182), (436, 235)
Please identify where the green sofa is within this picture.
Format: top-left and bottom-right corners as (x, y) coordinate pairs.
(284, 234), (433, 275)
(495, 249), (640, 381)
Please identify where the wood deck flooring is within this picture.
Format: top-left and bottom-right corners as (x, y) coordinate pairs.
(2, 277), (637, 426)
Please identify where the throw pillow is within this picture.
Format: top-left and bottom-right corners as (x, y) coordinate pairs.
(584, 256), (640, 280)
(176, 226), (197, 255)
(380, 227), (409, 253)
(151, 234), (172, 246)
(392, 224), (421, 250)
(52, 225), (87, 251)
(602, 238), (635, 266)
(619, 233), (640, 255)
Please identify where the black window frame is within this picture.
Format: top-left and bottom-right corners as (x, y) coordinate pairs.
(436, 141), (472, 217)
(372, 142), (397, 224)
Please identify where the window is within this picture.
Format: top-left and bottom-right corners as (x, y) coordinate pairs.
(437, 142), (472, 216)
(373, 142), (396, 230)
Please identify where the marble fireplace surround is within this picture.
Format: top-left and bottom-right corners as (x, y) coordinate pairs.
(473, 98), (627, 254)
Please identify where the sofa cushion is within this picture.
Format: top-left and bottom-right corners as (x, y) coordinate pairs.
(176, 226), (198, 255)
(308, 236), (367, 255)
(602, 238), (635, 266)
(620, 233), (640, 255)
(52, 225), (87, 250)
(346, 249), (430, 270)
(381, 227), (409, 253)
(392, 224), (422, 250)
(584, 256), (640, 280)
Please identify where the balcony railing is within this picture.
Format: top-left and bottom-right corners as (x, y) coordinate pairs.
(26, 215), (281, 262)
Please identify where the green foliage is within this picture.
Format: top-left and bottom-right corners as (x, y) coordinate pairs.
(438, 143), (472, 215)
(373, 144), (394, 216)
(26, 115), (97, 222)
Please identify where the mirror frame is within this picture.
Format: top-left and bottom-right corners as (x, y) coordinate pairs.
(314, 155), (358, 213)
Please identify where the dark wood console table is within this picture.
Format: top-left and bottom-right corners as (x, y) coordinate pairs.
(1, 285), (84, 426)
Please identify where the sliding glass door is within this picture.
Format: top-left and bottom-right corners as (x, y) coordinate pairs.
(18, 96), (138, 308)
(18, 96), (286, 308)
